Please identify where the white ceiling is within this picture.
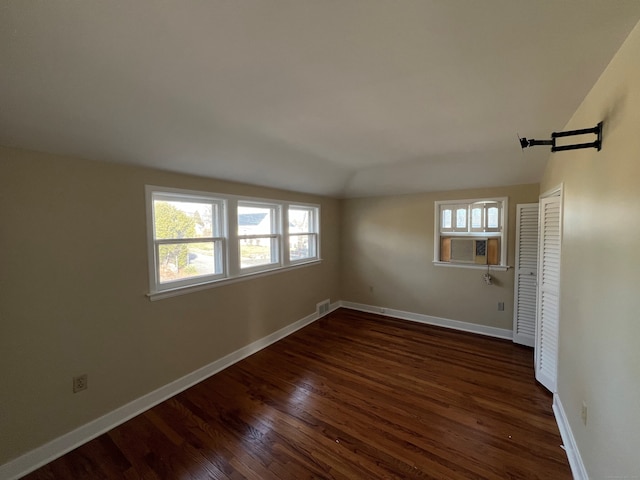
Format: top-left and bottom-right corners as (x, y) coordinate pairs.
(2, 1), (639, 198)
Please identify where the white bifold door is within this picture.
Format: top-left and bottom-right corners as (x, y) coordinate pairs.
(512, 203), (539, 347)
(535, 193), (562, 392)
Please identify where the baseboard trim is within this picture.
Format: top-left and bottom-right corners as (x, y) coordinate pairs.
(553, 394), (588, 480)
(0, 303), (338, 480)
(340, 301), (513, 340)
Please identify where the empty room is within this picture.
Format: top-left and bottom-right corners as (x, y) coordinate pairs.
(1, 2), (640, 479)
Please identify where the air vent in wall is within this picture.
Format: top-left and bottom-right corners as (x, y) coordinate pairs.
(317, 300), (330, 317)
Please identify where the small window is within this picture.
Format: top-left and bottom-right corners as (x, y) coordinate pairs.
(238, 202), (280, 271)
(455, 206), (467, 230)
(288, 205), (319, 262)
(471, 206), (483, 229)
(442, 208), (452, 229)
(434, 198), (508, 268)
(487, 204), (500, 230)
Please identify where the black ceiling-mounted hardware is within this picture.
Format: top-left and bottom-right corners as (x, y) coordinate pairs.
(519, 121), (602, 152)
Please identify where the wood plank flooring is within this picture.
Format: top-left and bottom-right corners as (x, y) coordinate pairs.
(23, 309), (572, 479)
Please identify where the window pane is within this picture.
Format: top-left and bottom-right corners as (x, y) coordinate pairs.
(442, 209), (452, 229)
(471, 207), (483, 229)
(154, 200), (214, 240)
(487, 206), (499, 228)
(456, 208), (467, 229)
(238, 205), (273, 235)
(290, 234), (314, 260)
(158, 242), (217, 283)
(289, 208), (312, 233)
(240, 237), (275, 269)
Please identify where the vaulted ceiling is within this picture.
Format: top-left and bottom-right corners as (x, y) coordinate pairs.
(2, 1), (639, 197)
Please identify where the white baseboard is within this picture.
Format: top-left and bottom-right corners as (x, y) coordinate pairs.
(340, 301), (513, 340)
(553, 394), (588, 480)
(0, 303), (338, 480)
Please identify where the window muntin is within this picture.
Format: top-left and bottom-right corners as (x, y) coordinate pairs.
(288, 206), (318, 262)
(146, 186), (321, 297)
(434, 198), (508, 268)
(238, 202), (280, 271)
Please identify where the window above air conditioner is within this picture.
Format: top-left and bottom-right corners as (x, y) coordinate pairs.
(434, 198), (508, 270)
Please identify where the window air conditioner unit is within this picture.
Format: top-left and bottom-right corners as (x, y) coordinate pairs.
(450, 238), (488, 264)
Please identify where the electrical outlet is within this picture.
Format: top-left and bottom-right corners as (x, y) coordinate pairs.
(498, 302), (505, 311)
(73, 374), (88, 393)
(581, 401), (587, 425)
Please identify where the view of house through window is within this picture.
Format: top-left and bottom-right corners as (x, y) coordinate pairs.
(238, 203), (279, 270)
(147, 186), (320, 296)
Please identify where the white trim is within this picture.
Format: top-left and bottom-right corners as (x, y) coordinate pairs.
(434, 196), (509, 207)
(553, 394), (589, 480)
(0, 301), (340, 480)
(433, 261), (510, 272)
(340, 301), (513, 340)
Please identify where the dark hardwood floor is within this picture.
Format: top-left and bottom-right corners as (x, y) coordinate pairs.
(23, 309), (571, 479)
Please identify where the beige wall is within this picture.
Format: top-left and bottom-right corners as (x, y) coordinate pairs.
(0, 146), (341, 465)
(340, 184), (539, 330)
(540, 20), (640, 479)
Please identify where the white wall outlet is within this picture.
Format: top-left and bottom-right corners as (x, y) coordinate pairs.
(73, 374), (88, 393)
(498, 302), (505, 311)
(581, 401), (588, 426)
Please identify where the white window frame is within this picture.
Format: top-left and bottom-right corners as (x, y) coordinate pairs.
(287, 205), (319, 265)
(146, 186), (321, 300)
(434, 197), (509, 271)
(147, 188), (227, 293)
(237, 200), (282, 274)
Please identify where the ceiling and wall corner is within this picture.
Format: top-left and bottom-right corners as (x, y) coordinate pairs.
(2, 1), (640, 198)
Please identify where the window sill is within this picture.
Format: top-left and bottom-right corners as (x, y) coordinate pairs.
(147, 259), (322, 301)
(432, 261), (510, 272)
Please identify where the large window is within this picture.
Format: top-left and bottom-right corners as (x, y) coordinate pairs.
(146, 186), (320, 298)
(434, 198), (508, 269)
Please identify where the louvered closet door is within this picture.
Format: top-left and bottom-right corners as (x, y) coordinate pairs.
(513, 203), (539, 347)
(535, 195), (562, 392)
